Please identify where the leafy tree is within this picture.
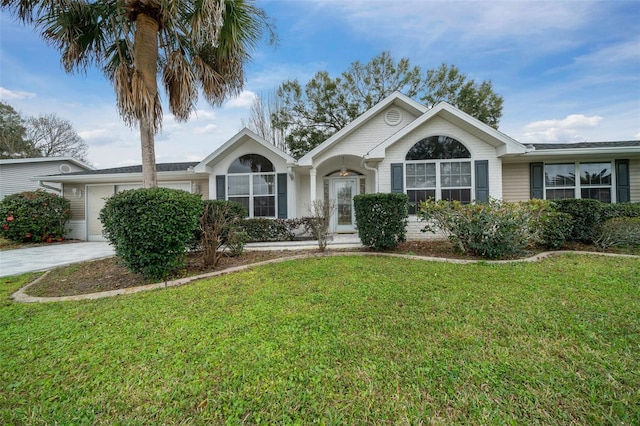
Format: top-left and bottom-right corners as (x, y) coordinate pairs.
(26, 113), (90, 163)
(423, 64), (503, 129)
(262, 52), (503, 158)
(3, 0), (275, 187)
(0, 102), (38, 158)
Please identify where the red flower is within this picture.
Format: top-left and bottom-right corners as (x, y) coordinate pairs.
(7, 216), (14, 222)
(2, 224), (8, 230)
(25, 233), (32, 238)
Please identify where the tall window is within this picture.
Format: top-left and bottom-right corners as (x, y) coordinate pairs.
(227, 154), (276, 217)
(544, 162), (611, 202)
(405, 136), (472, 213)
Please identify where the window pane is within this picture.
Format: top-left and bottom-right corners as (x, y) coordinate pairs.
(253, 174), (275, 195)
(545, 164), (575, 187)
(441, 189), (471, 204)
(581, 188), (611, 203)
(228, 154), (274, 173)
(546, 188), (575, 200)
(406, 162), (435, 189)
(407, 189), (435, 214)
(580, 163), (611, 186)
(229, 197), (249, 213)
(253, 196), (275, 217)
(441, 161), (471, 188)
(405, 136), (471, 160)
(228, 175), (249, 195)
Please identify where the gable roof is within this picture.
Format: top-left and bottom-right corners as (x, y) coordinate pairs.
(194, 128), (294, 173)
(297, 92), (428, 166)
(367, 101), (527, 159)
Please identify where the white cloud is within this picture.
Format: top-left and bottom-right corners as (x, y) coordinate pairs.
(193, 124), (218, 134)
(0, 87), (36, 100)
(521, 114), (604, 143)
(224, 90), (257, 109)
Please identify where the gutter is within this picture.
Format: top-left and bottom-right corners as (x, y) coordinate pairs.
(38, 180), (62, 194)
(361, 157), (379, 193)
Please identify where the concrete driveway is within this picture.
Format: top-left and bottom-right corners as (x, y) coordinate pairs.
(0, 242), (115, 277)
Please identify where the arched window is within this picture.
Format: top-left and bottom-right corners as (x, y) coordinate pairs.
(227, 154), (276, 217)
(405, 136), (472, 212)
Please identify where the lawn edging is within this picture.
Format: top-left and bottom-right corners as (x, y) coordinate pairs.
(11, 250), (639, 304)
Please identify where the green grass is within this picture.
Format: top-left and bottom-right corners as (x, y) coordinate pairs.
(1, 254), (639, 424)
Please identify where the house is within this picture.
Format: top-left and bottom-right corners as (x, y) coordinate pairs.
(34, 92), (640, 241)
(0, 157), (94, 201)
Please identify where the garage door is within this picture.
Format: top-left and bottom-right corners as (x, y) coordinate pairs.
(87, 182), (193, 241)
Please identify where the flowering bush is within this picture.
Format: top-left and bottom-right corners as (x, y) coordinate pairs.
(0, 190), (71, 243)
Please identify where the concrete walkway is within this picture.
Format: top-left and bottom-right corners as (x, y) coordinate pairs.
(0, 234), (363, 278)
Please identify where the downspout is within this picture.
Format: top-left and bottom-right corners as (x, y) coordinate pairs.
(38, 180), (62, 194)
(361, 157), (378, 193)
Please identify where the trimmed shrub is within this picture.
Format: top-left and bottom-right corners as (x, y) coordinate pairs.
(0, 190), (71, 243)
(603, 202), (640, 220)
(552, 199), (605, 243)
(536, 210), (573, 249)
(241, 218), (297, 242)
(594, 217), (640, 250)
(419, 198), (547, 259)
(99, 188), (202, 280)
(354, 193), (408, 251)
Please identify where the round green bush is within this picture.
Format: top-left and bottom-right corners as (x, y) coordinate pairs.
(354, 193), (408, 251)
(99, 187), (202, 280)
(0, 190), (71, 243)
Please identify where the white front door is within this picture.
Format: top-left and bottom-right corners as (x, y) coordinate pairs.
(333, 178), (357, 233)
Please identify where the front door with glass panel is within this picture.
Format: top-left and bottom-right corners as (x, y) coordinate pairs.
(333, 178), (357, 233)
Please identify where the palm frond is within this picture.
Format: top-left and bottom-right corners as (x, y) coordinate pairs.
(163, 50), (197, 121)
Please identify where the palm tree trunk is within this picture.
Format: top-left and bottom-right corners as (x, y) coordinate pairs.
(133, 11), (159, 188)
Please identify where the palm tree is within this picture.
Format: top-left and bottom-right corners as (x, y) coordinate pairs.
(2, 0), (275, 187)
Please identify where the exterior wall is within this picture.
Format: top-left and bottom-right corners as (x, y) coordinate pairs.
(313, 105), (419, 166)
(0, 160), (87, 200)
(377, 116), (504, 199)
(502, 156), (640, 203)
(295, 173), (310, 217)
(501, 162), (530, 202)
(630, 158), (640, 202)
(62, 184), (86, 220)
(194, 178), (209, 200)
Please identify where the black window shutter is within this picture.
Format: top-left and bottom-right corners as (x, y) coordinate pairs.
(615, 159), (630, 203)
(216, 175), (225, 200)
(530, 162), (544, 199)
(474, 160), (489, 202)
(277, 173), (287, 218)
(391, 163), (404, 193)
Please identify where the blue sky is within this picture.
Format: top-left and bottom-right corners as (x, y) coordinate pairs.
(1, 0), (639, 168)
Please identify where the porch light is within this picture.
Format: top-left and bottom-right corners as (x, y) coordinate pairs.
(340, 156), (349, 176)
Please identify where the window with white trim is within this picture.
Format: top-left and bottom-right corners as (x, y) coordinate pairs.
(544, 162), (612, 203)
(227, 154), (276, 217)
(405, 136), (472, 213)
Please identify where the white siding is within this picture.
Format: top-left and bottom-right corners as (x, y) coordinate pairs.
(313, 105), (419, 166)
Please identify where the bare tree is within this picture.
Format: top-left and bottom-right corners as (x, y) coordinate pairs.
(26, 113), (89, 163)
(242, 90), (288, 152)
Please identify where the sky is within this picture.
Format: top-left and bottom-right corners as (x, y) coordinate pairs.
(1, 0), (639, 169)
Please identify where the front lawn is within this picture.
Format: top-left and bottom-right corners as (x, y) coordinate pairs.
(1, 254), (639, 424)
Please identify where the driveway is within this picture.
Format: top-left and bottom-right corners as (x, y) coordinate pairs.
(0, 242), (115, 277)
